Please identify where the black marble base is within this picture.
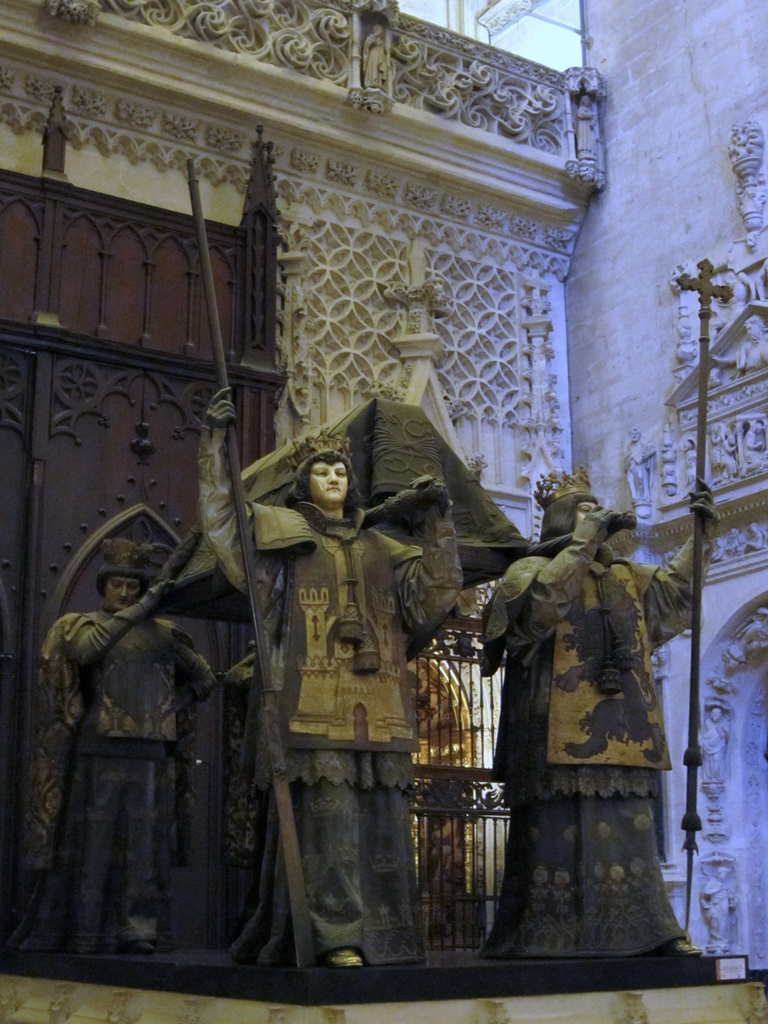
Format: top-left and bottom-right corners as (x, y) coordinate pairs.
(0, 949), (742, 1005)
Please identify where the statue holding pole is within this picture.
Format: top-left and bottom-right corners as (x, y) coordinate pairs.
(675, 257), (732, 928)
(187, 159), (465, 968)
(480, 459), (719, 955)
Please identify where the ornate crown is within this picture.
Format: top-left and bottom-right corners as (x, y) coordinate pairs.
(100, 538), (154, 570)
(280, 429), (352, 472)
(533, 466), (592, 510)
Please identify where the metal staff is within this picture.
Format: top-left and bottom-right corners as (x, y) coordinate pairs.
(675, 257), (731, 930)
(187, 158), (315, 968)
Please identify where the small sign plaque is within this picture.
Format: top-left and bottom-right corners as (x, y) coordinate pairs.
(716, 956), (748, 981)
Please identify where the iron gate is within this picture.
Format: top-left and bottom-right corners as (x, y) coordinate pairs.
(411, 618), (508, 951)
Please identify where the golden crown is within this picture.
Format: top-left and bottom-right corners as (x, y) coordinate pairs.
(100, 538), (154, 569)
(533, 466), (592, 510)
(281, 429), (353, 472)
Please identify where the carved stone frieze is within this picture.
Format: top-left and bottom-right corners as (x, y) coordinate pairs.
(100, 0), (574, 150)
(511, 215), (537, 240)
(160, 111), (199, 142)
(711, 519), (768, 564)
(439, 193), (472, 220)
(0, 62), (252, 191)
(70, 85), (108, 118)
(403, 182), (439, 210)
(364, 169), (399, 198)
(290, 147), (319, 174)
(114, 98), (157, 130)
(24, 73), (58, 104)
(204, 125), (245, 153)
(0, 56), (580, 253)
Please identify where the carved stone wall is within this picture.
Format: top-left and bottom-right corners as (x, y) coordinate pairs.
(272, 161), (571, 514)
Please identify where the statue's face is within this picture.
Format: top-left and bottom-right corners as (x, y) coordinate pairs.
(103, 574), (141, 611)
(309, 460), (349, 518)
(575, 499), (597, 527)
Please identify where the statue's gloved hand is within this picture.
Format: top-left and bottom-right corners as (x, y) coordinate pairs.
(383, 476), (450, 519)
(409, 475), (451, 516)
(205, 387), (236, 431)
(578, 506), (636, 542)
(138, 576), (174, 615)
(605, 510), (637, 536)
(689, 476), (719, 528)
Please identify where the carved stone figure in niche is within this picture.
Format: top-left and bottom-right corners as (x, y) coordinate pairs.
(709, 423), (739, 483)
(481, 468), (718, 958)
(625, 427), (656, 516)
(10, 539), (216, 954)
(198, 391), (463, 967)
(675, 311), (698, 376)
(736, 315), (768, 376)
(575, 93), (598, 163)
(715, 525), (748, 563)
(683, 439), (698, 491)
(701, 703), (731, 784)
(363, 24), (390, 91)
(741, 416), (768, 470)
(745, 521), (768, 551)
(699, 860), (736, 954)
(722, 607), (768, 672)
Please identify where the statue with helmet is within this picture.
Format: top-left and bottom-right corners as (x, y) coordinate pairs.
(481, 467), (719, 959)
(10, 537), (216, 955)
(198, 389), (464, 967)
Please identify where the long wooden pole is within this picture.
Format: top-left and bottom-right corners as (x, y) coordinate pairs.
(187, 158), (315, 968)
(676, 258), (731, 931)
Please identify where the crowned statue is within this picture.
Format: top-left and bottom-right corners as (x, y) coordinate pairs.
(481, 466), (718, 958)
(197, 389), (465, 967)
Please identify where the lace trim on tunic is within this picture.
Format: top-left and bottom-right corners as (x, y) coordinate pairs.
(253, 746), (414, 791)
(504, 717), (659, 806)
(506, 763), (659, 806)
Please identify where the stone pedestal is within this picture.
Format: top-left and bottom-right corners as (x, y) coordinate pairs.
(1, 951), (762, 1024)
